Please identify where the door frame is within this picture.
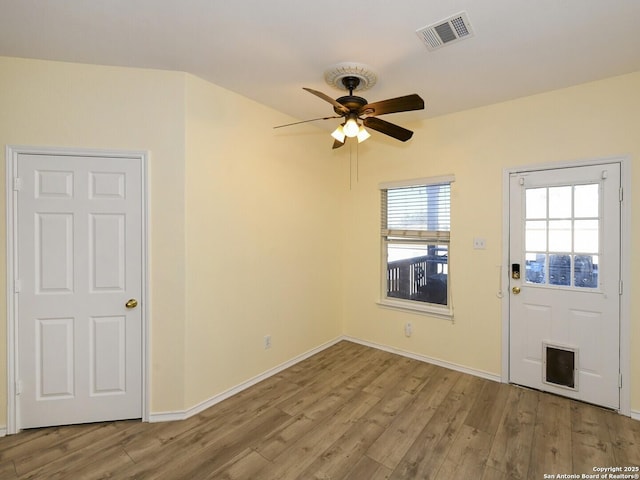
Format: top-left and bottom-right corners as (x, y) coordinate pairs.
(501, 156), (631, 416)
(5, 145), (150, 434)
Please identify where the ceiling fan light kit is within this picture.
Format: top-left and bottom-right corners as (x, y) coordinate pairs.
(274, 62), (424, 148)
(342, 114), (360, 137)
(331, 125), (346, 143)
(356, 125), (371, 143)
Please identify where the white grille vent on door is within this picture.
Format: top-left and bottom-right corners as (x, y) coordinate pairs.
(416, 12), (474, 51)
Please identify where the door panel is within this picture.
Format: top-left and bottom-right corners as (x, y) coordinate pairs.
(17, 152), (143, 429)
(36, 317), (74, 399)
(91, 315), (126, 394)
(90, 214), (126, 291)
(509, 163), (620, 409)
(37, 213), (74, 292)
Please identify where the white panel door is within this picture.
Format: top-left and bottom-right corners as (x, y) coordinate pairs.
(16, 152), (143, 428)
(509, 163), (621, 409)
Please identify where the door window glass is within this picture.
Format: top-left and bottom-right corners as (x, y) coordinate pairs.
(524, 183), (600, 289)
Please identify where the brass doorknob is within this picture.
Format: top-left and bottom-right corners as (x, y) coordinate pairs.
(512, 287), (521, 295)
(125, 298), (138, 309)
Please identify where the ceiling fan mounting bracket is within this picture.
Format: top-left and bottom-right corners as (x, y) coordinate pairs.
(341, 76), (360, 93)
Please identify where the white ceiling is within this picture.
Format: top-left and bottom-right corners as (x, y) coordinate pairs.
(1, 1), (639, 128)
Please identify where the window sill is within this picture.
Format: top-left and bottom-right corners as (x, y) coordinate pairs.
(377, 298), (454, 320)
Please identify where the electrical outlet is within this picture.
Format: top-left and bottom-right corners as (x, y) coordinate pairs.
(405, 322), (412, 337)
(473, 237), (486, 249)
(264, 335), (271, 349)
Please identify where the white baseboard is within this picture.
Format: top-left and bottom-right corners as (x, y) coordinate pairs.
(342, 336), (502, 383)
(631, 410), (640, 421)
(0, 426), (6, 437)
(148, 336), (344, 423)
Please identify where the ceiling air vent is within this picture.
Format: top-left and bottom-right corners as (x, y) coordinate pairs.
(416, 11), (474, 51)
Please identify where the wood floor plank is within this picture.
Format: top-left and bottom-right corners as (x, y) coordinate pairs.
(254, 349), (393, 462)
(296, 418), (386, 480)
(528, 392), (573, 479)
(12, 421), (127, 476)
(136, 408), (290, 480)
(275, 341), (370, 389)
(366, 365), (461, 470)
(388, 373), (486, 479)
(605, 409), (640, 467)
(486, 386), (539, 479)
(17, 421), (143, 480)
(481, 465), (511, 480)
(433, 424), (493, 480)
(361, 355), (417, 397)
(570, 401), (616, 474)
(397, 360), (436, 396)
(0, 461), (17, 480)
(0, 423), (107, 463)
(346, 455), (393, 480)
(34, 445), (135, 480)
(275, 345), (382, 417)
(297, 361), (434, 480)
(252, 412), (316, 462)
(257, 390), (381, 480)
(464, 379), (511, 435)
(207, 449), (272, 480)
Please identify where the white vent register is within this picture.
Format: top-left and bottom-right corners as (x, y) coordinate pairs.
(416, 11), (474, 51)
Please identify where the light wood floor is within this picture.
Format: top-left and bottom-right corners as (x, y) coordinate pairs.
(1, 340), (639, 479)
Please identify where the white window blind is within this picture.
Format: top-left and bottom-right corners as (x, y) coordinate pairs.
(382, 183), (451, 240)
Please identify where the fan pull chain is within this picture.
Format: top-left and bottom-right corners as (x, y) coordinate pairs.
(348, 141), (360, 191)
(356, 141), (360, 183)
(349, 143), (352, 190)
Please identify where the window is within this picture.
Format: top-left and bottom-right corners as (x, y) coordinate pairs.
(380, 176), (453, 316)
(524, 183), (600, 289)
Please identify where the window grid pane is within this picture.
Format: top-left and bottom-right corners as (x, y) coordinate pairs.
(524, 183), (600, 289)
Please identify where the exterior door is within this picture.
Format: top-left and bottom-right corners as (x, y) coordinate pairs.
(509, 163), (620, 409)
(15, 152), (143, 428)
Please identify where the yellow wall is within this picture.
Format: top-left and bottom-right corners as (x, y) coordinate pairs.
(340, 71), (640, 411)
(0, 55), (638, 427)
(182, 75), (344, 407)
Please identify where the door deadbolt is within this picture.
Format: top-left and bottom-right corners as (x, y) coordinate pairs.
(125, 298), (138, 309)
(512, 263), (521, 279)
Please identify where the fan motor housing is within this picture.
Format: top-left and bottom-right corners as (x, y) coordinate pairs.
(335, 95), (367, 114)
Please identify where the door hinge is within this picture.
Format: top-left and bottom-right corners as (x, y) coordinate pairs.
(14, 279), (21, 293)
(619, 281), (623, 295)
(13, 177), (22, 191)
(619, 373), (623, 389)
(16, 379), (22, 395)
(619, 187), (624, 203)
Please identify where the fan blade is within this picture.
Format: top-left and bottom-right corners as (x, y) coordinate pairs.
(273, 115), (342, 129)
(303, 87), (349, 114)
(363, 117), (414, 142)
(360, 94), (424, 117)
(332, 139), (345, 149)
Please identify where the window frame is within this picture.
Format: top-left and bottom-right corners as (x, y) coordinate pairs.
(378, 175), (455, 318)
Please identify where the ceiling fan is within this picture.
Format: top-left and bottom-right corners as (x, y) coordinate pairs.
(274, 74), (425, 149)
